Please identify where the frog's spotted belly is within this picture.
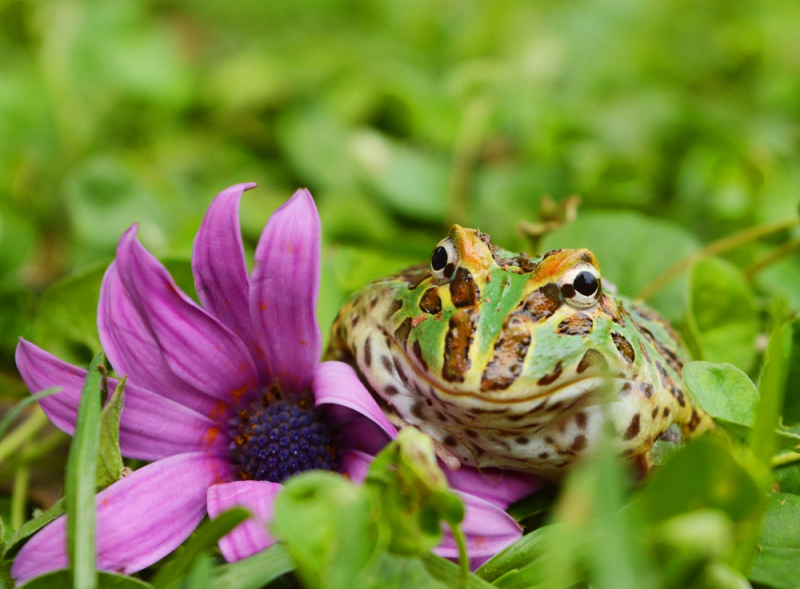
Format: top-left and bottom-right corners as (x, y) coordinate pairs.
(328, 229), (714, 478)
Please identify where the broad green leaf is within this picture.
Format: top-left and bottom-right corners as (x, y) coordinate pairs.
(683, 361), (800, 450)
(541, 211), (699, 322)
(636, 436), (761, 524)
(96, 378), (126, 490)
(505, 484), (559, 523)
(18, 570), (152, 589)
(773, 461), (800, 495)
(272, 471), (382, 589)
(683, 362), (758, 436)
(66, 353), (105, 589)
(365, 428), (464, 556)
(699, 563), (752, 589)
(750, 324), (791, 467)
(4, 499), (65, 559)
(207, 544), (295, 589)
(152, 507), (250, 589)
(31, 263), (107, 365)
(184, 552), (212, 589)
(685, 257), (758, 372)
(747, 493), (800, 589)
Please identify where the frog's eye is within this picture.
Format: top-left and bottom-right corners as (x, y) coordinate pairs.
(430, 238), (459, 281)
(559, 264), (602, 308)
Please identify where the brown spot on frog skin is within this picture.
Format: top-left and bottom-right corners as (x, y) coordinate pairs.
(641, 383), (654, 398)
(380, 356), (394, 375)
(537, 361), (563, 386)
(385, 385), (399, 396)
(575, 411), (588, 430)
(481, 315), (531, 391)
(557, 314), (593, 336)
(671, 385), (686, 407)
(386, 298), (403, 319)
(515, 436), (529, 445)
(518, 283), (561, 322)
(420, 287), (442, 314)
(450, 267), (480, 307)
(363, 336), (372, 367)
(612, 332), (636, 364)
(443, 308), (477, 382)
(412, 340), (428, 371)
(394, 317), (412, 347)
(623, 414), (641, 441)
(600, 295), (625, 325)
(570, 435), (587, 452)
(577, 348), (608, 373)
(411, 315), (428, 328)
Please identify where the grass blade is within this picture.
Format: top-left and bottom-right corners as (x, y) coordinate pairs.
(0, 387), (60, 440)
(152, 507), (251, 589)
(66, 353), (106, 589)
(207, 544), (295, 589)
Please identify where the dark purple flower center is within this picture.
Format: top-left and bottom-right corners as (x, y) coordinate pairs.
(232, 387), (339, 483)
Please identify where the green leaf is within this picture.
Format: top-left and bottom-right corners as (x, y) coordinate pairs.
(780, 316), (800, 426)
(685, 257), (759, 372)
(183, 552), (213, 589)
(207, 544), (295, 589)
(683, 361), (800, 450)
(4, 499), (65, 559)
(364, 553), (448, 589)
(683, 362), (758, 435)
(272, 471), (382, 589)
(66, 353), (106, 589)
(636, 436), (761, 524)
(365, 428), (464, 556)
(31, 262), (107, 365)
(750, 324), (791, 467)
(475, 524), (561, 584)
(96, 378), (126, 490)
(419, 553), (496, 589)
(505, 484), (559, 523)
(17, 570), (152, 589)
(747, 493), (800, 589)
(697, 563), (753, 589)
(152, 507), (250, 589)
(0, 387), (60, 440)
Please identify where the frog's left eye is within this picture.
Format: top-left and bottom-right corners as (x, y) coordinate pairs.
(430, 238), (459, 281)
(559, 264), (602, 308)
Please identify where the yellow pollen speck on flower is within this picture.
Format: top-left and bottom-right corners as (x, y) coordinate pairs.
(230, 385), (249, 403)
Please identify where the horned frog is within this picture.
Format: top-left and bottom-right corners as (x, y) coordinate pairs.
(327, 225), (713, 479)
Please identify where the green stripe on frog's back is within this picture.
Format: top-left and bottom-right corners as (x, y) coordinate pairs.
(475, 268), (530, 358)
(412, 303), (456, 374)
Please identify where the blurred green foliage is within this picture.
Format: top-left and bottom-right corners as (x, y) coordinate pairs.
(3, 0), (800, 587)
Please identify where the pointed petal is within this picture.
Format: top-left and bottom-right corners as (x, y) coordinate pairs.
(193, 183), (269, 381)
(115, 226), (259, 407)
(250, 189), (321, 394)
(433, 491), (522, 570)
(98, 262), (222, 416)
(444, 467), (548, 509)
(207, 480), (280, 562)
(16, 340), (229, 460)
(11, 453), (233, 583)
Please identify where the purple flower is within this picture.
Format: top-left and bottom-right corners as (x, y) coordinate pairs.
(13, 184), (544, 582)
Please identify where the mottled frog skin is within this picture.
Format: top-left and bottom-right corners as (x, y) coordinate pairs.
(327, 226), (714, 479)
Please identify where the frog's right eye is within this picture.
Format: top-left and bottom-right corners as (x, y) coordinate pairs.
(430, 238), (459, 281)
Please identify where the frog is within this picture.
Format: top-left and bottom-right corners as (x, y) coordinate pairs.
(326, 225), (714, 479)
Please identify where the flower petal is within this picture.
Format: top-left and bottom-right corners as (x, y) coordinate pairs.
(250, 189), (321, 394)
(16, 340), (229, 461)
(11, 453), (233, 583)
(99, 262), (222, 416)
(340, 449), (373, 481)
(433, 491), (522, 570)
(193, 183), (269, 382)
(313, 361), (397, 438)
(116, 226), (259, 407)
(444, 466), (548, 509)
(207, 480), (280, 562)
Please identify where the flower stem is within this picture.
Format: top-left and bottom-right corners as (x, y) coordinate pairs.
(449, 522), (469, 589)
(744, 236), (800, 279)
(11, 464), (30, 530)
(0, 409), (49, 463)
(636, 218), (798, 300)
